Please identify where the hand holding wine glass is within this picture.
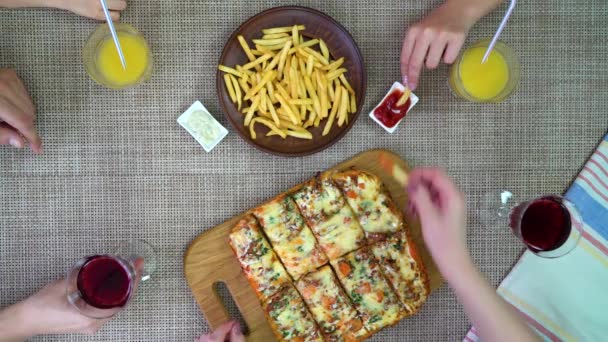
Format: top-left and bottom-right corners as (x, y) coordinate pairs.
(0, 279), (110, 341)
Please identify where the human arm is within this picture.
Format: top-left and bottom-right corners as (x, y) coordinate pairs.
(195, 321), (245, 342)
(407, 168), (540, 342)
(401, 0), (503, 90)
(0, 0), (127, 21)
(0, 68), (42, 154)
(0, 279), (109, 342)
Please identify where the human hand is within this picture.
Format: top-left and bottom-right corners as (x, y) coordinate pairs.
(0, 68), (42, 154)
(195, 321), (245, 342)
(400, 1), (476, 90)
(55, 0), (127, 21)
(0, 279), (109, 341)
(407, 168), (469, 275)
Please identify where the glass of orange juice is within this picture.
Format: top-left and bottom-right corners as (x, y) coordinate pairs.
(449, 39), (519, 103)
(83, 23), (153, 89)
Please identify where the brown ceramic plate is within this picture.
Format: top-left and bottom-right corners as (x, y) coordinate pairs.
(217, 6), (367, 157)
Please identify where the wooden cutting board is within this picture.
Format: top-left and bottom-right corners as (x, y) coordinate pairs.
(184, 149), (443, 341)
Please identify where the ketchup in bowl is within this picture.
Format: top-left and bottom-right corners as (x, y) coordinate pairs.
(373, 89), (411, 128)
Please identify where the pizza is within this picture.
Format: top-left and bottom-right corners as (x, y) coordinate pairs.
(332, 170), (403, 242)
(293, 175), (366, 260)
(295, 265), (367, 341)
(371, 230), (430, 314)
(263, 284), (324, 342)
(227, 169), (430, 341)
(253, 195), (328, 279)
(228, 215), (291, 300)
(332, 248), (406, 333)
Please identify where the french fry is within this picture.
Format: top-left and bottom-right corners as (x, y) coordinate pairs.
(242, 54), (272, 71)
(253, 37), (290, 46)
(339, 74), (354, 94)
(218, 65), (243, 78)
(306, 54), (314, 77)
(327, 68), (347, 81)
(328, 77), (335, 101)
(237, 35), (256, 63)
(288, 39), (319, 54)
(224, 74), (237, 103)
(250, 117), (286, 139)
(303, 47), (329, 65)
(244, 95), (261, 126)
(317, 74), (329, 119)
(304, 76), (321, 117)
(228, 74), (242, 110)
(350, 90), (357, 113)
(322, 57), (344, 71)
(323, 85), (342, 136)
(263, 32), (290, 39)
(396, 87), (411, 106)
(319, 39), (330, 61)
(245, 70), (275, 100)
(285, 129), (313, 139)
(275, 93), (299, 125)
(262, 25), (305, 35)
(292, 25), (299, 47)
(289, 99), (313, 105)
(238, 77), (250, 93)
(260, 88), (267, 113)
(266, 94), (280, 126)
(277, 41), (292, 77)
(266, 81), (276, 103)
(337, 86), (349, 127)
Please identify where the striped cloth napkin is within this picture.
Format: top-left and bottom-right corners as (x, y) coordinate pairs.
(464, 134), (608, 342)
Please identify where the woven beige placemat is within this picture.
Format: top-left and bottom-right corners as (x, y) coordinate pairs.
(1, 0), (607, 341)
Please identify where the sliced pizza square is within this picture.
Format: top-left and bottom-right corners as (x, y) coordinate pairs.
(332, 248), (406, 333)
(332, 170), (404, 242)
(292, 175), (346, 226)
(253, 195), (328, 279)
(371, 230), (430, 314)
(263, 284), (324, 342)
(228, 215), (290, 300)
(293, 175), (366, 260)
(295, 265), (367, 341)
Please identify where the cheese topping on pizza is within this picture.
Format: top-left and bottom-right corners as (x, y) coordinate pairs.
(371, 230), (429, 314)
(253, 195), (328, 279)
(293, 175), (366, 260)
(264, 284), (324, 342)
(295, 266), (367, 341)
(332, 248), (406, 333)
(333, 171), (403, 241)
(228, 216), (290, 300)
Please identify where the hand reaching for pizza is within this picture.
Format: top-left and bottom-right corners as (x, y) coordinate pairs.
(406, 168), (468, 278)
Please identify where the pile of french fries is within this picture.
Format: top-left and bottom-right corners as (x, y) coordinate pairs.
(219, 25), (357, 140)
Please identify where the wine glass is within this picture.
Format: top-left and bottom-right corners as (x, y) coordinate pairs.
(480, 192), (582, 258)
(66, 239), (157, 318)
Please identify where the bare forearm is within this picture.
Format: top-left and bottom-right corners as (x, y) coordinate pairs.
(0, 0), (63, 9)
(446, 0), (505, 26)
(0, 302), (33, 342)
(443, 254), (540, 342)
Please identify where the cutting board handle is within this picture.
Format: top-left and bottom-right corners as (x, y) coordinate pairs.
(199, 283), (232, 329)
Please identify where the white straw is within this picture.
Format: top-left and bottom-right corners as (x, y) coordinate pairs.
(482, 0), (517, 64)
(100, 0), (127, 70)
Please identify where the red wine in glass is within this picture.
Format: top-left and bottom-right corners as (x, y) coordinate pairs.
(509, 195), (581, 258)
(67, 239), (157, 318)
(77, 255), (133, 309)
